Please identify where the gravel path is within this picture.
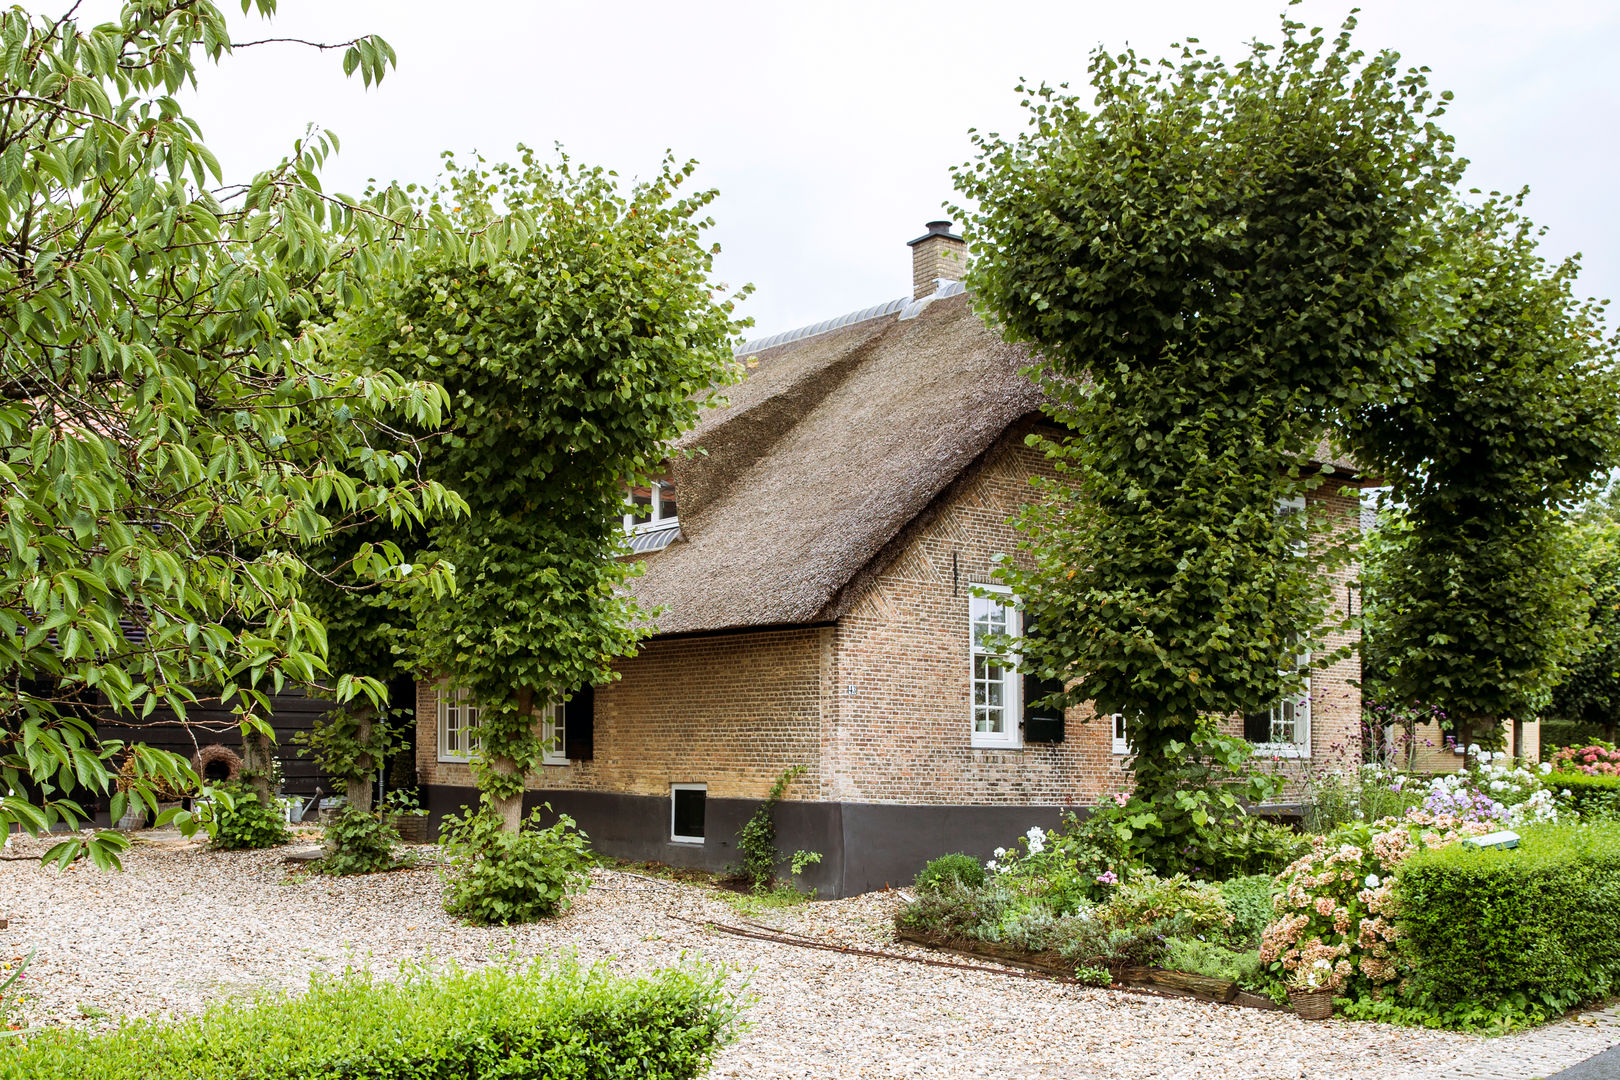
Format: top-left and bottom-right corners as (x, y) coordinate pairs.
(1, 830), (1614, 1079)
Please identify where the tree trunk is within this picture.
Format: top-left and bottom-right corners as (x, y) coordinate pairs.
(346, 707), (375, 815)
(240, 728), (275, 808)
(487, 688), (531, 833)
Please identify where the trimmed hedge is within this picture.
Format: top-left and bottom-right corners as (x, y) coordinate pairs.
(1397, 822), (1620, 1013)
(2, 958), (739, 1080)
(1548, 771), (1620, 819)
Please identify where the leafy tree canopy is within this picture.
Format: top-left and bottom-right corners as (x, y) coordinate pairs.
(954, 10), (1458, 815)
(0, 0), (507, 867)
(1352, 196), (1620, 748)
(330, 148), (747, 828)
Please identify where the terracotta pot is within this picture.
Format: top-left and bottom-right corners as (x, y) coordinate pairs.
(1289, 988), (1335, 1020)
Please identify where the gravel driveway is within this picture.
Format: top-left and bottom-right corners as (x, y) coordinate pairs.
(2, 831), (1615, 1079)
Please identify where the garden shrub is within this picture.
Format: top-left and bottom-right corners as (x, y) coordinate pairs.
(985, 808), (1138, 911)
(1261, 813), (1491, 995)
(1548, 771), (1620, 820)
(1217, 875), (1276, 947)
(1397, 821), (1620, 1015)
(439, 803), (592, 924)
(1161, 937), (1265, 987)
(1102, 874), (1231, 935)
(319, 805), (403, 876)
(202, 782), (290, 850)
(1548, 741), (1620, 777)
(1194, 815), (1308, 878)
(3, 957), (739, 1080)
(915, 853), (985, 892)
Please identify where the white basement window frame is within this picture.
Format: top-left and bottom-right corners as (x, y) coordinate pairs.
(624, 476), (679, 534)
(437, 680), (480, 763)
(1246, 649), (1312, 758)
(670, 783), (707, 844)
(970, 586), (1021, 749)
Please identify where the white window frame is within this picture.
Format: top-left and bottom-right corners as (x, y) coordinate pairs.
(969, 585), (1021, 749)
(1111, 713), (1131, 756)
(1249, 650), (1312, 758)
(624, 478), (679, 534)
(670, 783), (706, 844)
(437, 681), (480, 763)
(539, 702), (568, 767)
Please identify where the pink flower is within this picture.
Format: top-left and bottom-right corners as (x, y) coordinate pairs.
(1096, 870), (1119, 885)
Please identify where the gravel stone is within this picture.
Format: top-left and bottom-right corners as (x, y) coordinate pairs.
(0, 831), (1614, 1078)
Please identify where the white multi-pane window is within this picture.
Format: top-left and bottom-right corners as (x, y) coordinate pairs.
(624, 477), (678, 532)
(1245, 649), (1312, 756)
(539, 702), (568, 767)
(1111, 713), (1130, 756)
(437, 681), (480, 763)
(970, 590), (1020, 748)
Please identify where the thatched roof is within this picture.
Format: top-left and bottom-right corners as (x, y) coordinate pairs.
(629, 289), (1042, 635)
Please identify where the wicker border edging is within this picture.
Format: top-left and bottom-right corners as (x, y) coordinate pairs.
(893, 927), (1283, 1011)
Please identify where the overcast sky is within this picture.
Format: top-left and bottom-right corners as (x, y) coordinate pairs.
(114, 0), (1620, 338)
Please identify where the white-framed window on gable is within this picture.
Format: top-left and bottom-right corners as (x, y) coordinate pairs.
(624, 474), (678, 533)
(437, 681), (480, 763)
(970, 587), (1021, 748)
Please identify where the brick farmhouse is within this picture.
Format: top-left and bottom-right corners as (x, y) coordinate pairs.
(414, 223), (1372, 897)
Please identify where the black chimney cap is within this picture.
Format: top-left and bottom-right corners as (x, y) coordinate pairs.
(907, 220), (961, 246)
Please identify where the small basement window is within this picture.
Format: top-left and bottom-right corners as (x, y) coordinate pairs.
(671, 783), (706, 844)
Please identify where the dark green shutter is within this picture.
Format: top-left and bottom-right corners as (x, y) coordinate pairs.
(1021, 615), (1065, 743)
(564, 685), (595, 761)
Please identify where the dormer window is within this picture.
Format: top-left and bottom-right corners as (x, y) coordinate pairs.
(624, 476), (678, 533)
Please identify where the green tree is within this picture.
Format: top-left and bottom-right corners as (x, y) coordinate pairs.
(0, 0), (481, 868)
(953, 12), (1458, 833)
(1542, 493), (1620, 747)
(1349, 196), (1620, 755)
(332, 150), (746, 831)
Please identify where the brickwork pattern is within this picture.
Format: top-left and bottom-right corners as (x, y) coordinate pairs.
(910, 235), (965, 299)
(826, 435), (1366, 805)
(417, 628), (826, 800)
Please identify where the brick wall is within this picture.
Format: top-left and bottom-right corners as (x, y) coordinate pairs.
(825, 433), (1366, 805)
(417, 627), (827, 800)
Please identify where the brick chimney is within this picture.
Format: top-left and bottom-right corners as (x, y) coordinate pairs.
(907, 220), (965, 300)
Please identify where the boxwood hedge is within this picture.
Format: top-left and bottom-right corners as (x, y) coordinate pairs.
(1548, 772), (1620, 820)
(1397, 822), (1620, 1014)
(1, 957), (740, 1080)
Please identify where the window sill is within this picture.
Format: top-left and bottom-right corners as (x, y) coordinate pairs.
(1250, 744), (1310, 759)
(437, 755), (473, 765)
(669, 836), (704, 846)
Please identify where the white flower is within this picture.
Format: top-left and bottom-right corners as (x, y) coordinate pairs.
(1540, 762), (1554, 774)
(1026, 826), (1046, 843)
(1365, 874), (1380, 888)
(985, 859), (999, 872)
(1027, 838), (1046, 855)
(993, 847), (1006, 859)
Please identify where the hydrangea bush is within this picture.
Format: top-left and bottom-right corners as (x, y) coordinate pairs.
(1261, 813), (1493, 992)
(1550, 742), (1620, 777)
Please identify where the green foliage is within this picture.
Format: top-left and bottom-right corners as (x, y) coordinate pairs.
(1338, 993), (1547, 1035)
(1218, 875), (1278, 948)
(1, 947), (34, 1032)
(957, 10), (1457, 821)
(915, 853), (987, 892)
(1161, 937), (1266, 987)
(295, 706), (399, 787)
(198, 782), (290, 851)
(1299, 763), (1429, 834)
(1353, 196), (1620, 747)
(0, 0), (478, 870)
(318, 805), (403, 876)
(1544, 495), (1620, 745)
(4, 956), (739, 1079)
(439, 803), (592, 924)
(1396, 822), (1620, 1015)
(736, 765), (806, 892)
(1547, 772), (1620, 820)
(1068, 730), (1290, 875)
(330, 149), (748, 811)
(1102, 874), (1232, 936)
